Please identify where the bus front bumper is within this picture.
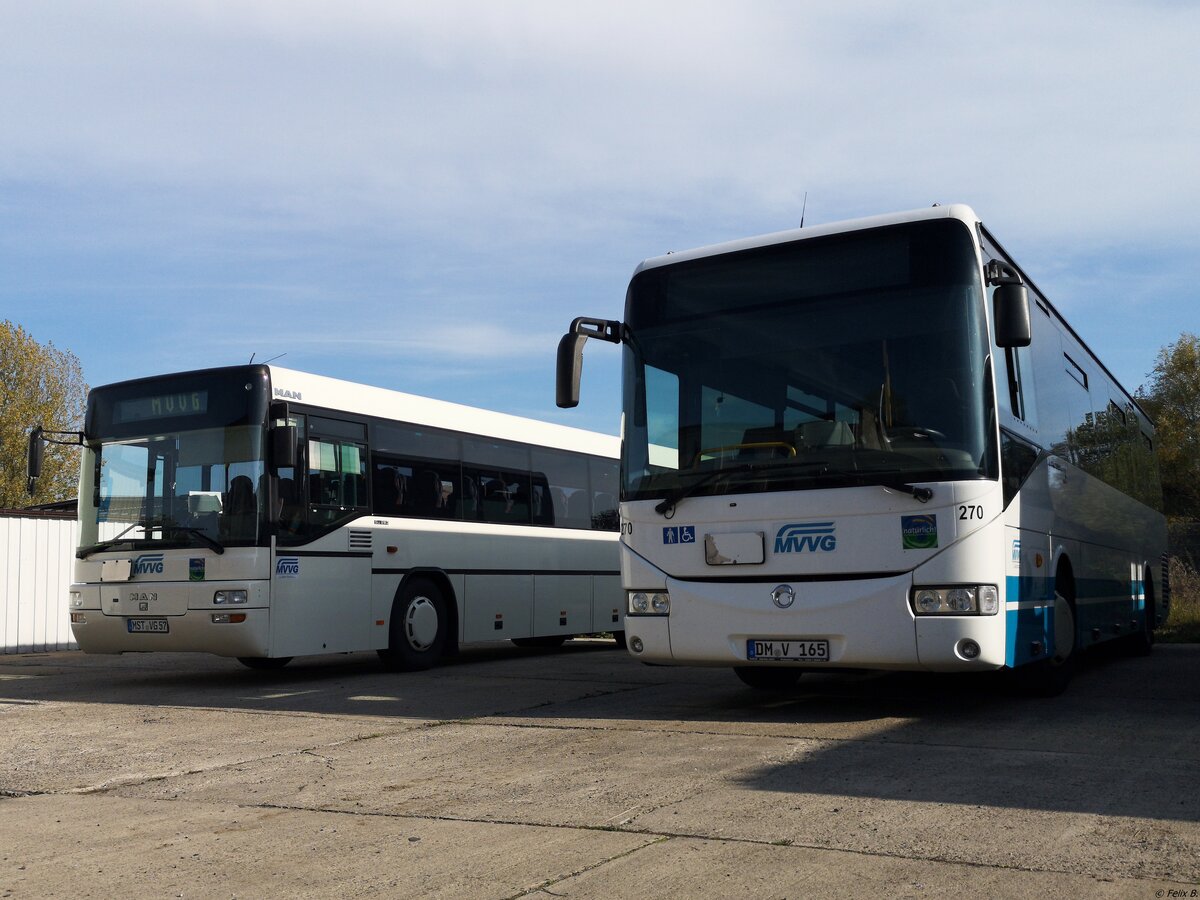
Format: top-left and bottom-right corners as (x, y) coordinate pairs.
(69, 607), (272, 658)
(623, 573), (1006, 672)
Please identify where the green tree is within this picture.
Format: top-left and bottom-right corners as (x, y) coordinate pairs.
(0, 321), (88, 507)
(1137, 332), (1200, 519)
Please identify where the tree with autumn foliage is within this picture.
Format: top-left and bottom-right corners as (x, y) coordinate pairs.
(1136, 333), (1200, 520)
(0, 321), (88, 507)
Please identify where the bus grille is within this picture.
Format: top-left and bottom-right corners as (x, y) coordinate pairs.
(349, 529), (373, 551)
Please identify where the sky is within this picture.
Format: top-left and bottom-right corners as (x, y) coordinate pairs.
(2, 1), (1197, 437)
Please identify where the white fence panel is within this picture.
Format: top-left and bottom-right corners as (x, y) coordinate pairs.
(1, 515), (79, 653)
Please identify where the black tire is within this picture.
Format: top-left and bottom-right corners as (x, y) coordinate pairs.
(1129, 571), (1156, 656)
(734, 666), (803, 691)
(1013, 584), (1077, 698)
(237, 656), (292, 670)
(378, 578), (448, 672)
(511, 635), (568, 649)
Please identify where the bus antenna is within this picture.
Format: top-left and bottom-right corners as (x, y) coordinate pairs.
(249, 352), (287, 365)
(800, 192), (808, 228)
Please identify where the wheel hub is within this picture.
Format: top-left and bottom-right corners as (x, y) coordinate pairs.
(405, 596), (439, 651)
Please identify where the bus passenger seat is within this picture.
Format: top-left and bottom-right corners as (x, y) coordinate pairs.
(552, 487), (569, 523)
(413, 470), (442, 515)
(567, 489), (590, 527)
(796, 420), (854, 449)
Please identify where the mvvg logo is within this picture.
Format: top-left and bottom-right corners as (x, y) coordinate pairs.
(275, 557), (300, 578)
(774, 522), (837, 554)
(132, 554), (165, 576)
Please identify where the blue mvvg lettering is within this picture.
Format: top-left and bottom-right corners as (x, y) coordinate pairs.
(275, 557), (300, 577)
(774, 523), (837, 554)
(133, 554), (165, 575)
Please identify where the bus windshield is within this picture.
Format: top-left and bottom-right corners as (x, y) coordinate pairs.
(76, 367), (273, 555)
(621, 219), (996, 503)
(78, 425), (267, 554)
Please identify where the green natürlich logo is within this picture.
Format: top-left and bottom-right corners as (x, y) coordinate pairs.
(901, 514), (938, 550)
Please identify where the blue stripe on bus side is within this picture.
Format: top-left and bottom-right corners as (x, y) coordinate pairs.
(1007, 573), (1149, 666)
(1073, 576), (1145, 640)
(1005, 574), (1055, 668)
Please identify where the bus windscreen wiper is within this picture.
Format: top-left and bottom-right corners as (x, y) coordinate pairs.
(77, 520), (226, 558)
(653, 460), (933, 516)
(157, 525), (226, 554)
(76, 521), (145, 559)
(879, 481), (933, 502)
(654, 460), (829, 517)
(852, 467), (934, 502)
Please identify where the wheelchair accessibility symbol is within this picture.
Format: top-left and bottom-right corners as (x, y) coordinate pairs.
(663, 526), (696, 544)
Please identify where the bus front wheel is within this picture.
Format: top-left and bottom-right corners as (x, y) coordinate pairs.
(379, 578), (448, 672)
(1014, 587), (1076, 697)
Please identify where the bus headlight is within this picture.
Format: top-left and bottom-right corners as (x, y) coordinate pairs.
(214, 589), (249, 605)
(911, 585), (998, 616)
(628, 591), (670, 616)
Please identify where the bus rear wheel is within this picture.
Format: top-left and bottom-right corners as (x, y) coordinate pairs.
(1128, 572), (1156, 656)
(734, 666), (802, 691)
(379, 578), (448, 672)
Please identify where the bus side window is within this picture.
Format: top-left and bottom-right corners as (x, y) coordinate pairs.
(531, 448), (591, 529)
(274, 415), (308, 540)
(992, 284), (1039, 429)
(1000, 430), (1039, 508)
(308, 437), (368, 528)
(531, 473), (552, 526)
(463, 438), (531, 525)
(277, 476), (304, 536)
(372, 464), (408, 515)
(589, 458), (619, 531)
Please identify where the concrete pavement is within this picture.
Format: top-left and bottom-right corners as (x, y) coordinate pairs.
(1, 640), (1197, 897)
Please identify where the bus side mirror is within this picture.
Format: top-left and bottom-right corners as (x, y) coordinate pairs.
(27, 426), (44, 493)
(271, 424), (298, 470)
(987, 259), (1032, 349)
(994, 283), (1032, 348)
(556, 317), (624, 409)
(556, 333), (587, 409)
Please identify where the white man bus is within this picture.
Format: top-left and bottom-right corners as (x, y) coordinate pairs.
(28, 366), (621, 670)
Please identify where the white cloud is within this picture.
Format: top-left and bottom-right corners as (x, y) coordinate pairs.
(6, 1), (1195, 241)
(2, 1), (1197, 415)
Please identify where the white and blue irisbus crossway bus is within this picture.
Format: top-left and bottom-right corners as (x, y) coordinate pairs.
(556, 204), (1167, 694)
(30, 366), (622, 670)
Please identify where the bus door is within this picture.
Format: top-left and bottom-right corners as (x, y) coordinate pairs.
(271, 417), (372, 656)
